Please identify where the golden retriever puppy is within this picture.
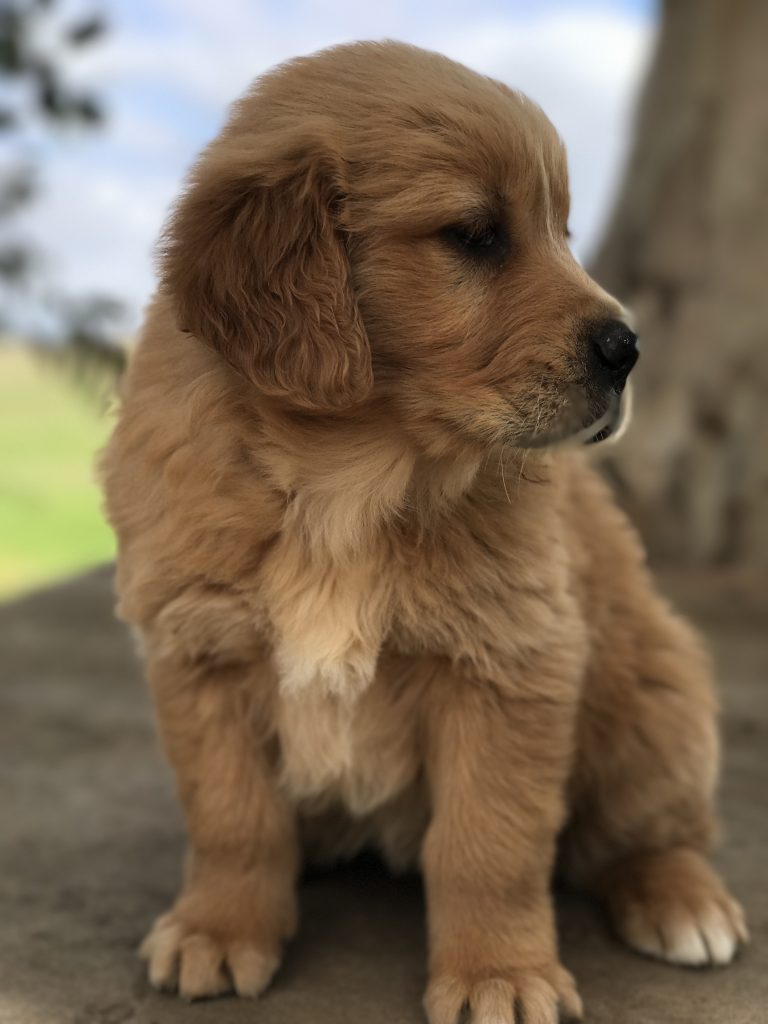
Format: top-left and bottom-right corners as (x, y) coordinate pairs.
(100, 41), (747, 1024)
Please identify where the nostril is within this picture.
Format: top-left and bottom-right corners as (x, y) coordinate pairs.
(591, 319), (639, 382)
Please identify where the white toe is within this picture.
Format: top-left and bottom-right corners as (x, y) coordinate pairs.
(663, 920), (709, 966)
(700, 909), (737, 965)
(621, 905), (666, 958)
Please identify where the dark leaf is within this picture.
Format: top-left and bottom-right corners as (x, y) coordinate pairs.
(74, 95), (103, 123)
(0, 15), (23, 73)
(66, 17), (106, 47)
(0, 245), (33, 281)
(0, 168), (36, 213)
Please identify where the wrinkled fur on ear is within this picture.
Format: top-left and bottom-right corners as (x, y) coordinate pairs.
(161, 135), (372, 411)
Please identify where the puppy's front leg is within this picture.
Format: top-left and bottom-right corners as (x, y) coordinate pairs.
(139, 645), (298, 1001)
(423, 676), (582, 1024)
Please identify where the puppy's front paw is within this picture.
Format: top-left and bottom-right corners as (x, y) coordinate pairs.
(424, 964), (583, 1024)
(139, 910), (279, 1000)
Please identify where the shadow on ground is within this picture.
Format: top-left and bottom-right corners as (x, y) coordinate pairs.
(1, 566), (766, 1023)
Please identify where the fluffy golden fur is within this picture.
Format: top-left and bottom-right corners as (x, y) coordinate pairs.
(101, 42), (746, 1024)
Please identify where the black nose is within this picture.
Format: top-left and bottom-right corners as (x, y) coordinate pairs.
(589, 319), (639, 391)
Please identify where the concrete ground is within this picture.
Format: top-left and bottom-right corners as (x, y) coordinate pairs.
(1, 566), (766, 1024)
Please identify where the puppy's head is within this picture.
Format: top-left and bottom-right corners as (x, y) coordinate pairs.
(163, 41), (636, 448)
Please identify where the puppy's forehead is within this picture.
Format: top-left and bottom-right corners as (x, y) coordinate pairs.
(349, 97), (567, 233)
(254, 42), (569, 228)
(306, 44), (565, 223)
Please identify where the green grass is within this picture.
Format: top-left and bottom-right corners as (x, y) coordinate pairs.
(0, 346), (116, 600)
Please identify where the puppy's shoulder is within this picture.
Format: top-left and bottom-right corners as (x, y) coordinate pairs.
(101, 293), (284, 627)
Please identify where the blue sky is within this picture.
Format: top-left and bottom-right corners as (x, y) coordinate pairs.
(11, 0), (658, 335)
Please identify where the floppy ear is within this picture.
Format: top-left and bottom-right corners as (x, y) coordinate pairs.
(161, 138), (372, 411)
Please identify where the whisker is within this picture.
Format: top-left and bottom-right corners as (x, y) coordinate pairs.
(517, 446), (529, 493)
(518, 371), (545, 491)
(499, 443), (512, 504)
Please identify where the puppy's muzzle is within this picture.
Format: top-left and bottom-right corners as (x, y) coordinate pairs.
(588, 319), (639, 393)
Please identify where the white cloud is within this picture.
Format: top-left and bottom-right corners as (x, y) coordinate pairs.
(20, 2), (655, 333)
(23, 157), (174, 306)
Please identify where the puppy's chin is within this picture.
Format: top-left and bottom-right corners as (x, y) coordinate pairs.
(516, 381), (634, 451)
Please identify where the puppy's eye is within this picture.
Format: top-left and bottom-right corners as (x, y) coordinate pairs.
(451, 224), (498, 248)
(441, 220), (505, 260)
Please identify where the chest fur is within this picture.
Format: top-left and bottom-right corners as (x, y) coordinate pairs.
(261, 461), (579, 708)
(274, 683), (421, 817)
(259, 519), (391, 700)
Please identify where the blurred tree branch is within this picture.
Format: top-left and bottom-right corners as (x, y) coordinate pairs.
(0, 0), (125, 381)
(0, 0), (105, 125)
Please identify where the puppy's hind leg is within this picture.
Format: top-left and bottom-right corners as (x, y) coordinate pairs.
(561, 599), (748, 967)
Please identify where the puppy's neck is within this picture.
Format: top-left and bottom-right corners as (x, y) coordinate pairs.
(258, 408), (495, 556)
(261, 410), (558, 552)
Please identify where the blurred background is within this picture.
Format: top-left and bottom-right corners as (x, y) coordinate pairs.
(1, 0), (766, 599)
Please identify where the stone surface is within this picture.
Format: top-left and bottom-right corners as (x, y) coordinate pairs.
(1, 566), (766, 1024)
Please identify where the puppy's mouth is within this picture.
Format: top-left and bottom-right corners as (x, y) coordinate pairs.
(581, 382), (633, 447)
(516, 383), (632, 450)
(573, 393), (624, 446)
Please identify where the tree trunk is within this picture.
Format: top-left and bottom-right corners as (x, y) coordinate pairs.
(593, 0), (768, 565)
